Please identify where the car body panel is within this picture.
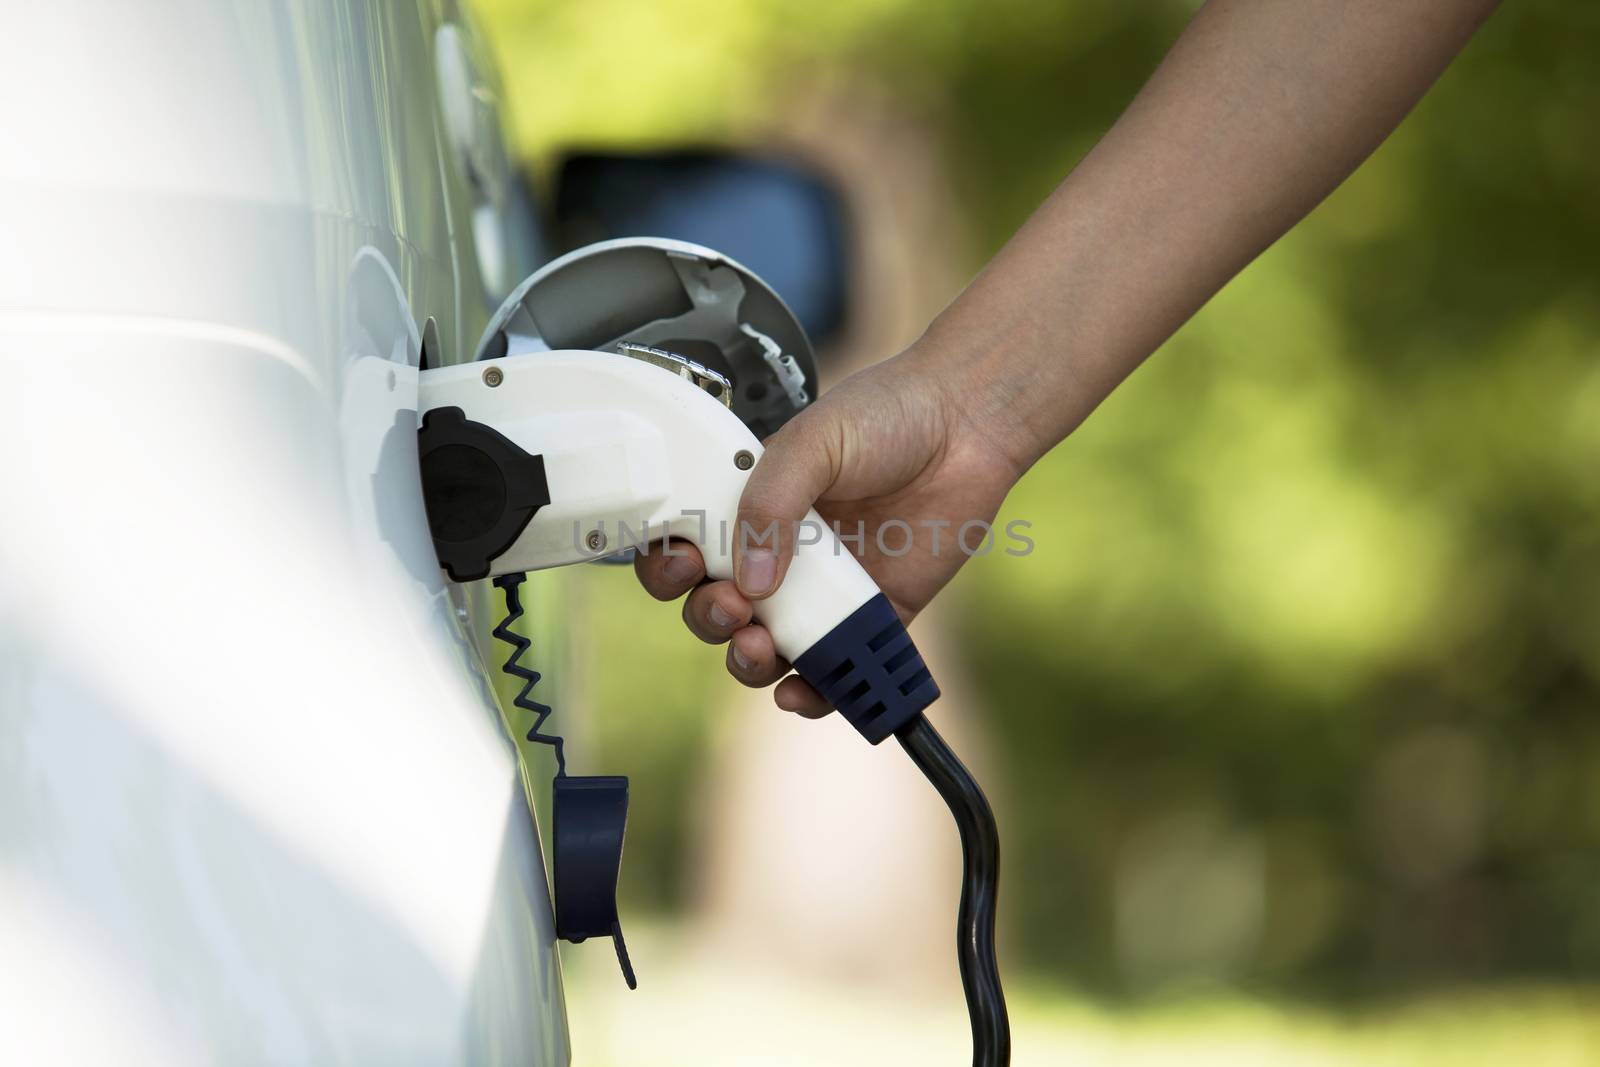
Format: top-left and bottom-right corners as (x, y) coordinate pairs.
(0, 1), (569, 1062)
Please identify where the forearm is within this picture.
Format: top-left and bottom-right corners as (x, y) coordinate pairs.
(919, 0), (1498, 473)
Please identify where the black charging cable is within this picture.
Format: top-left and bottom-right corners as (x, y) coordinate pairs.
(896, 714), (1011, 1067)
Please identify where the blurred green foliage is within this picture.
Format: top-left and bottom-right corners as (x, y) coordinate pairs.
(476, 0), (1600, 998)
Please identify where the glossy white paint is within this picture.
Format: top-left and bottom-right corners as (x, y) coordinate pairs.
(0, 2), (568, 1063)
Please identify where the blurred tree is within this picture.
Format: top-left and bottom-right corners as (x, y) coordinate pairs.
(475, 0), (1600, 997)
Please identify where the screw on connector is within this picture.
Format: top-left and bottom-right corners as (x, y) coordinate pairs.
(734, 450), (755, 471)
(585, 529), (607, 553)
(483, 366), (504, 387)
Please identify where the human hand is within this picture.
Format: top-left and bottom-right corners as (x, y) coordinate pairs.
(634, 343), (1022, 717)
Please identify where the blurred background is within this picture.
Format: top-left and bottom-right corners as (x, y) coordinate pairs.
(475, 1), (1600, 1063)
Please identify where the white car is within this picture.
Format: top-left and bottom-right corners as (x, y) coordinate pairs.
(2, 3), (570, 1062)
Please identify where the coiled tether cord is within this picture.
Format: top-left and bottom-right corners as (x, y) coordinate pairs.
(896, 715), (1011, 1067)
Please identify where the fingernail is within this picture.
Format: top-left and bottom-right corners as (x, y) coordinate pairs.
(663, 553), (700, 585)
(732, 646), (755, 671)
(739, 550), (777, 597)
(709, 602), (737, 629)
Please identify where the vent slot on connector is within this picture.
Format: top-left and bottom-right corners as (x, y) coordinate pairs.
(792, 593), (941, 745)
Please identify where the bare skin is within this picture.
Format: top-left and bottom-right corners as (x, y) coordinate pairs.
(636, 0), (1502, 717)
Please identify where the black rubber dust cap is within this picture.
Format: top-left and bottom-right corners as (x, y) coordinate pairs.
(553, 775), (636, 988)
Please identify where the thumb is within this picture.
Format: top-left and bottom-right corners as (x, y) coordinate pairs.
(734, 411), (839, 600)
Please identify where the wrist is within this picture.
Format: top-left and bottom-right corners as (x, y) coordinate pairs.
(902, 312), (1071, 481)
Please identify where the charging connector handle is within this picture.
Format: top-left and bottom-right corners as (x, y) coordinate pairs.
(417, 350), (942, 741)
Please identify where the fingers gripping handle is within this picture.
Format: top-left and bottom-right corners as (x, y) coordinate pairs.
(693, 498), (941, 742)
(727, 514), (941, 745)
(671, 393), (942, 741)
(638, 386), (942, 740)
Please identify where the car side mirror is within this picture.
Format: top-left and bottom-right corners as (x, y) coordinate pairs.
(551, 150), (852, 350)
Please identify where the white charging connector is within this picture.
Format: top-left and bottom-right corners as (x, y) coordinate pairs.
(417, 349), (938, 743)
